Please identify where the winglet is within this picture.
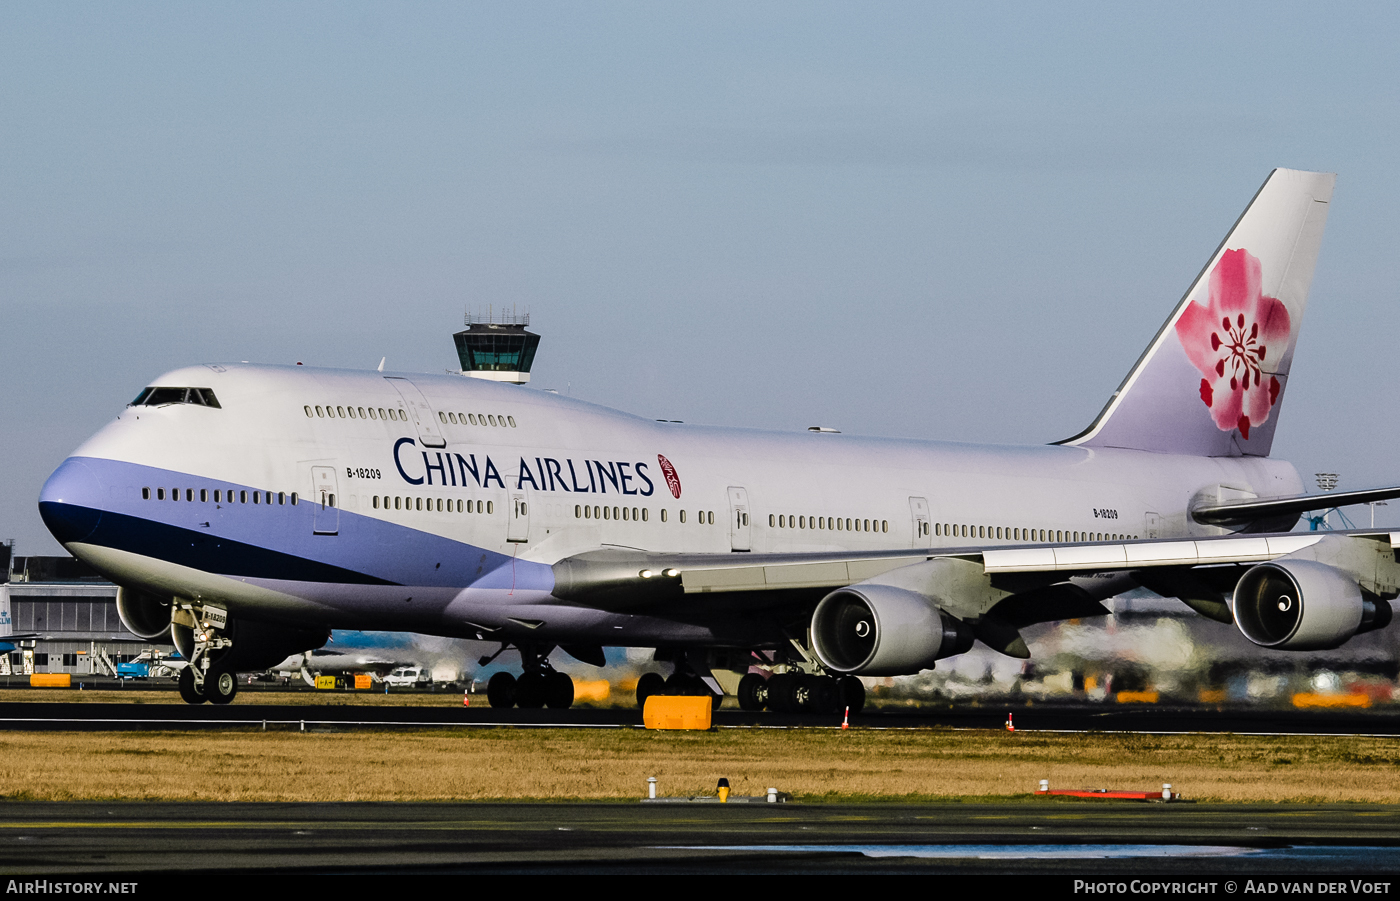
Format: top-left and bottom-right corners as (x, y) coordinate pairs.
(377, 357), (385, 373)
(1059, 169), (1335, 457)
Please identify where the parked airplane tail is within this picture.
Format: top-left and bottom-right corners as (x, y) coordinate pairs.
(1060, 168), (1335, 457)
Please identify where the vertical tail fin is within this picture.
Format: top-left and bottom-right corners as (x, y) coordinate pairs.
(1060, 168), (1334, 457)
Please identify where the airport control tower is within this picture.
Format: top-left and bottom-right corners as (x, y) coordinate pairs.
(453, 308), (540, 385)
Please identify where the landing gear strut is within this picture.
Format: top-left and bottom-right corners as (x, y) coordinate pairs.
(482, 643), (575, 710)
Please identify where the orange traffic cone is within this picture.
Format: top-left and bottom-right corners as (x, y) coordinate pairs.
(463, 690), (470, 707)
(1005, 712), (1015, 732)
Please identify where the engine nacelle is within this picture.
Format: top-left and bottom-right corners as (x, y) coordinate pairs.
(1233, 559), (1392, 650)
(811, 584), (974, 676)
(114, 586), (173, 641)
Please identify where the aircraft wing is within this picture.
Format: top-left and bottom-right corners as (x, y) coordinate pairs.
(554, 531), (1377, 603)
(551, 545), (954, 608)
(551, 529), (1400, 664)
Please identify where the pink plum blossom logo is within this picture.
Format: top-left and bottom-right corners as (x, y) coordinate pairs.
(1174, 248), (1290, 440)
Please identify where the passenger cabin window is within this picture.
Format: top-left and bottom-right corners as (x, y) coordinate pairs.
(130, 387), (221, 408)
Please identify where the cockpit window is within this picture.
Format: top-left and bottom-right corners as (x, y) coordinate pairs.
(130, 387), (222, 408)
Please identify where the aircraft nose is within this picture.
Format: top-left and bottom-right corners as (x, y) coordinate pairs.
(38, 458), (105, 545)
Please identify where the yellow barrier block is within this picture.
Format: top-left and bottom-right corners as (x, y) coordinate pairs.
(573, 679), (610, 703)
(30, 673), (71, 688)
(1115, 690), (1159, 704)
(1292, 692), (1371, 709)
(353, 674), (372, 690)
(315, 675), (337, 690)
(643, 695), (712, 730)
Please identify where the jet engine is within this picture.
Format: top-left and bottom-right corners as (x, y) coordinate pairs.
(114, 586), (173, 642)
(1233, 559), (1392, 651)
(811, 584), (974, 676)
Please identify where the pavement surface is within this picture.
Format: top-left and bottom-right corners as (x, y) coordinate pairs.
(3, 801), (1400, 875)
(2, 700), (1400, 733)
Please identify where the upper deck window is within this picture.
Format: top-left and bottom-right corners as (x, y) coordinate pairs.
(130, 387), (221, 409)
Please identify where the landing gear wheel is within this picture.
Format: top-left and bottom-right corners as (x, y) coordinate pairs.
(545, 671), (574, 709)
(206, 666), (238, 705)
(178, 667), (206, 705)
(767, 673), (796, 713)
(486, 672), (517, 708)
(737, 673), (767, 711)
(636, 672), (665, 709)
(790, 674), (817, 713)
(839, 675), (866, 715)
(664, 672), (699, 694)
(515, 671), (547, 709)
(807, 676), (839, 715)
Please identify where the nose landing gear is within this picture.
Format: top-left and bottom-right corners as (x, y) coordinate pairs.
(173, 602), (237, 705)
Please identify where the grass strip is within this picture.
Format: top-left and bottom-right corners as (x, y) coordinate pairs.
(2, 728), (1398, 803)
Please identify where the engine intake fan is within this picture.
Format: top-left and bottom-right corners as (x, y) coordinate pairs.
(1233, 559), (1391, 651)
(812, 584), (974, 676)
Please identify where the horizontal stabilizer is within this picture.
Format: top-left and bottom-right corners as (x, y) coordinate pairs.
(1191, 486), (1400, 526)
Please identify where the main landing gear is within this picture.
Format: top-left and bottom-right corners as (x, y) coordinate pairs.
(482, 643), (576, 710)
(635, 647), (866, 716)
(736, 671), (865, 715)
(635, 664), (722, 711)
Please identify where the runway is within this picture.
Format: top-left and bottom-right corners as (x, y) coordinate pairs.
(4, 701), (1400, 875)
(3, 801), (1400, 875)
(3, 700), (1400, 734)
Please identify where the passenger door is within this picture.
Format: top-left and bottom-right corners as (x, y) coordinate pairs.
(909, 496), (931, 548)
(311, 466), (339, 535)
(727, 486), (751, 552)
(508, 491), (531, 543)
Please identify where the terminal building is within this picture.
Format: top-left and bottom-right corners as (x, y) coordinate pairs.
(0, 545), (166, 678)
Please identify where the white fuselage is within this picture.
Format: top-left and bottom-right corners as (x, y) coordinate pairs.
(39, 363), (1303, 647)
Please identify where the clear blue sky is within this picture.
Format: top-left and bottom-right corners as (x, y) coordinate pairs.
(5, 2), (1399, 554)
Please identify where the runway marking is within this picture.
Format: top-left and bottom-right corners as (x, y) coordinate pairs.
(663, 843), (1260, 859)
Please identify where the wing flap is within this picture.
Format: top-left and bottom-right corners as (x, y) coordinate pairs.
(983, 533), (1324, 573)
(680, 556), (926, 594)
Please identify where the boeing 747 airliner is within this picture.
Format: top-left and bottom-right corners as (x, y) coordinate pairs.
(37, 168), (1400, 711)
